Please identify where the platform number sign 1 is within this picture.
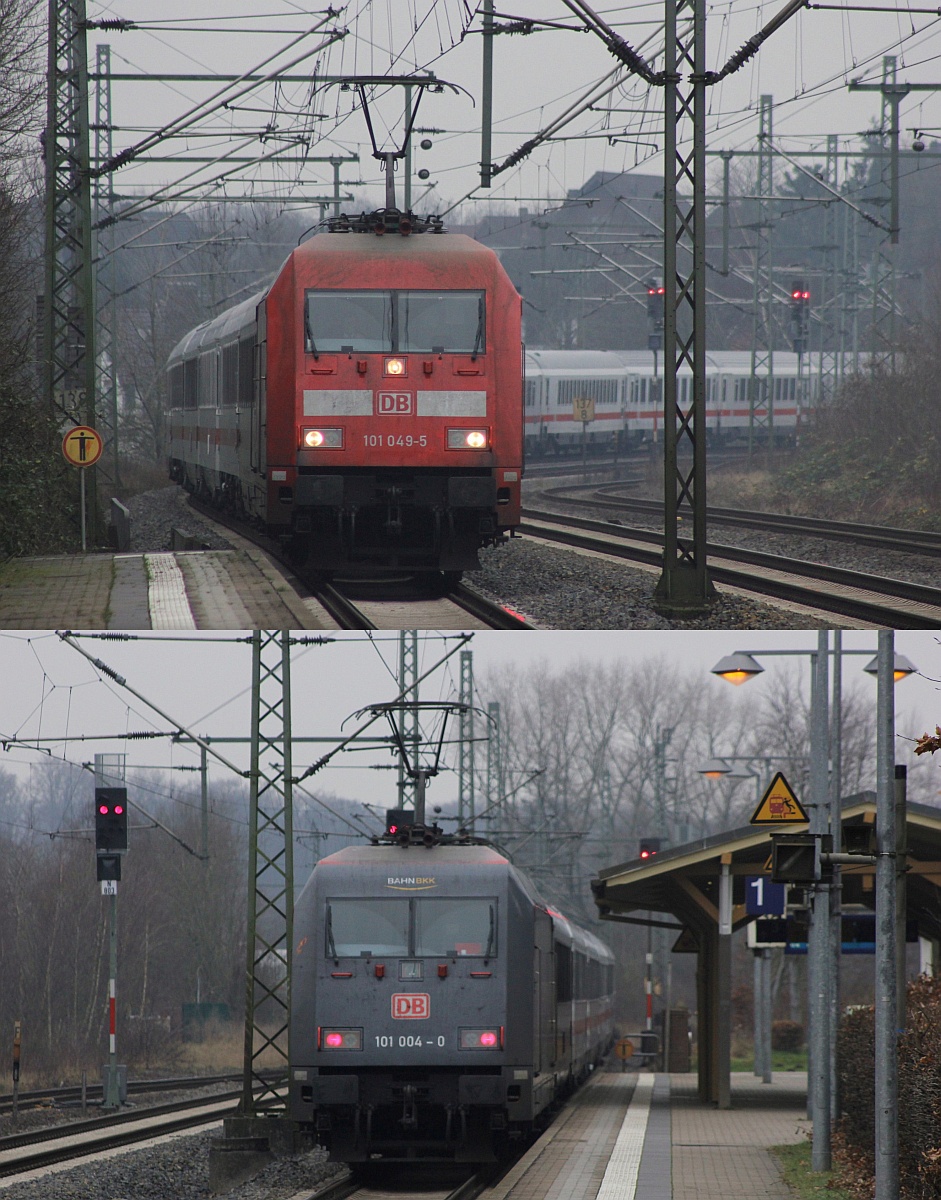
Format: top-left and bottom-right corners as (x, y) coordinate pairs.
(745, 875), (786, 917)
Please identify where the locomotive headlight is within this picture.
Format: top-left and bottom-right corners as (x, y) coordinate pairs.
(301, 427), (343, 449)
(319, 1027), (363, 1050)
(459, 1027), (504, 1050)
(447, 428), (489, 450)
(384, 356), (407, 377)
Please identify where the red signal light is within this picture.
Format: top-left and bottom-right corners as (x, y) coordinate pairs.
(99, 804), (109, 815)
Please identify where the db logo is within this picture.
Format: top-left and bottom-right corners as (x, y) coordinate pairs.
(391, 993), (430, 1019)
(377, 391), (413, 414)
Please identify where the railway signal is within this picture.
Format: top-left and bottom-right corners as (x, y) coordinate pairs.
(788, 282), (810, 355)
(639, 837), (661, 859)
(646, 280), (665, 351)
(94, 788), (128, 854)
(385, 808), (414, 836)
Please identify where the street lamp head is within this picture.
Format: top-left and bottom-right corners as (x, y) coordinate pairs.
(711, 653), (764, 685)
(699, 757), (731, 779)
(862, 653), (917, 683)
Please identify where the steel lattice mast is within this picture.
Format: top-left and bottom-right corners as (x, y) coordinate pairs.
(397, 631), (419, 811)
(458, 650), (475, 829)
(241, 630), (294, 1114)
(93, 43), (120, 490)
(44, 0), (99, 544)
(748, 95), (775, 453)
(654, 0), (715, 613)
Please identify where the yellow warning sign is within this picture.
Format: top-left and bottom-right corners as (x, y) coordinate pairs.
(62, 425), (103, 467)
(750, 771), (808, 824)
(615, 1037), (634, 1061)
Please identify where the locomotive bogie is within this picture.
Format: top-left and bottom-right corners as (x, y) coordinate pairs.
(289, 844), (614, 1164)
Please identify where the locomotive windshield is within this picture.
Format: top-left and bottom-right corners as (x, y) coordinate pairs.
(326, 897), (496, 957)
(414, 899), (495, 957)
(305, 290), (485, 355)
(327, 899), (409, 956)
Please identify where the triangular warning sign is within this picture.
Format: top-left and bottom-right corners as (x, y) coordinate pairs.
(750, 771), (808, 824)
(672, 926), (699, 953)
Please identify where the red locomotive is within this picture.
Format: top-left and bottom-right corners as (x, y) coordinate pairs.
(167, 209), (523, 576)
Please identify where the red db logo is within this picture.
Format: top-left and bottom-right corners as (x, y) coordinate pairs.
(392, 993), (430, 1019)
(377, 391), (413, 414)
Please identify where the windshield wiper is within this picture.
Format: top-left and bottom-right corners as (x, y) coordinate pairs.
(471, 296), (484, 361)
(326, 907), (337, 958)
(484, 905), (495, 958)
(305, 304), (318, 359)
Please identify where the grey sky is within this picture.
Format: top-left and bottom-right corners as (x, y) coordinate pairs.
(1, 630), (938, 824)
(84, 0), (941, 217)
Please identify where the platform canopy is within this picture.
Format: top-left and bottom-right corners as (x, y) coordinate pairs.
(590, 792), (941, 1106)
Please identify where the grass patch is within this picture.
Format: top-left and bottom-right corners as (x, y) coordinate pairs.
(725, 1050), (808, 1072)
(771, 1140), (856, 1200)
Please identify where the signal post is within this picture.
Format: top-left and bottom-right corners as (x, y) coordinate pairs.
(94, 755), (128, 1110)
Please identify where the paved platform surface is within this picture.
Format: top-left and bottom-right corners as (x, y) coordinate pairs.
(490, 1070), (808, 1200)
(0, 547), (332, 629)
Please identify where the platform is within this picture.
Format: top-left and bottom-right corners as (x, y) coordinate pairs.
(490, 1070), (809, 1200)
(0, 548), (330, 630)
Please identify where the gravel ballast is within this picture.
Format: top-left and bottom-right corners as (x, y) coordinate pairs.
(465, 537), (827, 629)
(0, 1129), (341, 1200)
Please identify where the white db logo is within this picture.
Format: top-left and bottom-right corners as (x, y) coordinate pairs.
(391, 993), (430, 1019)
(377, 391), (413, 414)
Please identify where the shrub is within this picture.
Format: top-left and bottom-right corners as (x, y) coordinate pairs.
(771, 1020), (804, 1052)
(836, 976), (941, 1200)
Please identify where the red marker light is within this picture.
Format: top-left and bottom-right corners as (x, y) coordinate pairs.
(114, 805), (124, 815)
(325, 1032), (343, 1048)
(480, 1031), (498, 1047)
(99, 805), (109, 815)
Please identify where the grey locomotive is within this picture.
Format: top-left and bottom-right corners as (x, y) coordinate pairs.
(289, 837), (614, 1163)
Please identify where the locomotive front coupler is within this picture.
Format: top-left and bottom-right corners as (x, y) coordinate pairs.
(399, 1085), (419, 1129)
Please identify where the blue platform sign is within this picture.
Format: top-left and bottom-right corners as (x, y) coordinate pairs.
(745, 875), (786, 916)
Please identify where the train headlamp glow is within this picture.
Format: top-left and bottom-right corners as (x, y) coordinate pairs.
(447, 428), (489, 450)
(319, 1027), (362, 1050)
(301, 427), (343, 449)
(459, 1027), (503, 1050)
(384, 357), (407, 377)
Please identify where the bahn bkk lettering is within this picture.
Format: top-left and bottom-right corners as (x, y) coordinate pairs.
(385, 876), (437, 890)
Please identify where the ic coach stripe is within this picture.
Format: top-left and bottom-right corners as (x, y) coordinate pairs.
(303, 389), (373, 416)
(417, 390), (487, 416)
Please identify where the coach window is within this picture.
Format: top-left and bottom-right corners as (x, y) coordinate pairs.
(415, 898), (495, 957)
(399, 291), (485, 354)
(306, 290), (391, 353)
(326, 899), (409, 957)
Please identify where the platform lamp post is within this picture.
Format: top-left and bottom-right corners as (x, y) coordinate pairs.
(711, 640), (916, 1173)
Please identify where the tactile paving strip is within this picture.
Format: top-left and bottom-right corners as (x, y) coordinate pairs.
(595, 1072), (653, 1200)
(144, 554), (196, 629)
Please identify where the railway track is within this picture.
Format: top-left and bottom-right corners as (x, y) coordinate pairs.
(0, 1089), (243, 1179)
(309, 1166), (499, 1200)
(537, 483), (941, 557)
(0, 1071), (246, 1118)
(311, 576), (533, 630)
(520, 507), (941, 627)
(186, 498), (533, 630)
